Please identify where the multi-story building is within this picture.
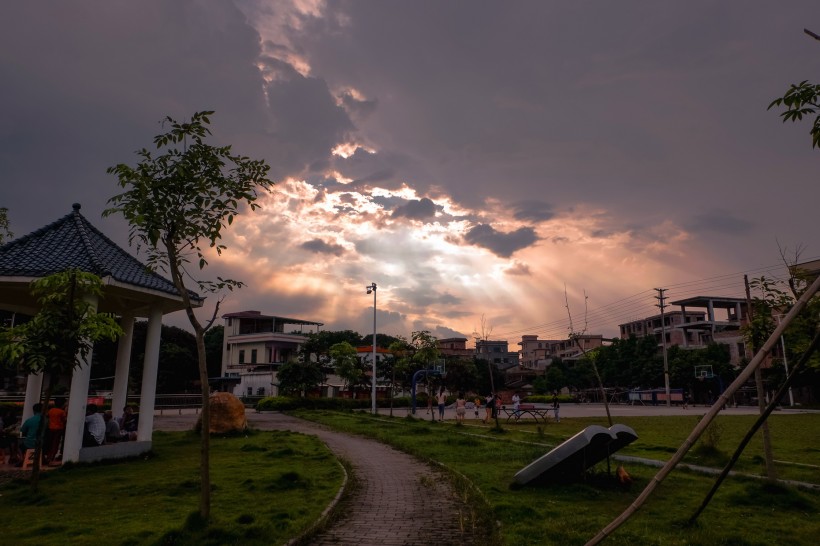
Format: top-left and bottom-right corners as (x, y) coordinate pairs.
(519, 334), (605, 369)
(475, 339), (519, 370)
(220, 310), (323, 397)
(618, 296), (749, 365)
(437, 337), (474, 362)
(619, 311), (706, 346)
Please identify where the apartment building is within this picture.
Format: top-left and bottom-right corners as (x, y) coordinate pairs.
(475, 339), (519, 370)
(619, 310), (706, 346)
(437, 337), (474, 361)
(519, 334), (606, 369)
(220, 310), (323, 396)
(618, 296), (749, 365)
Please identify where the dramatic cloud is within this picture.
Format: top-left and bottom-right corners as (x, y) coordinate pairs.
(683, 209), (755, 235)
(391, 198), (438, 221)
(301, 239), (346, 256)
(513, 201), (556, 223)
(463, 224), (539, 258)
(1, 1), (817, 342)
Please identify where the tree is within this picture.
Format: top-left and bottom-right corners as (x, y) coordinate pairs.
(204, 325), (224, 379)
(330, 341), (366, 397)
(299, 330), (363, 367)
(0, 270), (122, 491)
(387, 337), (413, 415)
(276, 359), (324, 396)
(443, 359), (478, 393)
(410, 330), (440, 369)
(0, 207), (12, 244)
(768, 80), (820, 148)
(104, 110), (272, 521)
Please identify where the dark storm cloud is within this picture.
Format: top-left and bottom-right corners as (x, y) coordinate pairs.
(393, 286), (461, 309)
(339, 91), (378, 118)
(354, 169), (396, 185)
(391, 198), (438, 221)
(0, 1), (271, 238)
(513, 201), (555, 222)
(300, 239), (345, 256)
(683, 210), (755, 235)
(264, 69), (355, 177)
(463, 224), (538, 258)
(330, 147), (412, 191)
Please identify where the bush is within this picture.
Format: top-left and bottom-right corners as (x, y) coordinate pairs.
(523, 394), (576, 404)
(256, 397), (367, 412)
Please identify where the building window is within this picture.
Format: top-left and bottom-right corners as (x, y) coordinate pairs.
(239, 350), (245, 364)
(251, 349), (258, 364)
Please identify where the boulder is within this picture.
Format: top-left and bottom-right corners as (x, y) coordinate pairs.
(197, 392), (247, 433)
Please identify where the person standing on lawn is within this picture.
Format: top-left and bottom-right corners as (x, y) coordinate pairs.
(45, 397), (67, 463)
(436, 388), (447, 421)
(455, 392), (467, 424)
(484, 393), (493, 423)
(19, 403), (43, 465)
(512, 391), (521, 418)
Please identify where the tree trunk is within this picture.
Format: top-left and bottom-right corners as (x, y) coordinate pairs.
(573, 337), (612, 427)
(164, 239), (211, 522)
(195, 326), (211, 521)
(753, 367), (777, 479)
(30, 374), (55, 493)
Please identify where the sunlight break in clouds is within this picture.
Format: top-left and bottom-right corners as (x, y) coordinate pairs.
(209, 173), (714, 340)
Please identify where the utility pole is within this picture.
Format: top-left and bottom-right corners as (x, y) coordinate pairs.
(655, 288), (671, 407)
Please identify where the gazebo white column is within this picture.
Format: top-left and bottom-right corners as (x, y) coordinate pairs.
(137, 307), (162, 442)
(22, 373), (44, 421)
(63, 295), (99, 463)
(111, 314), (135, 416)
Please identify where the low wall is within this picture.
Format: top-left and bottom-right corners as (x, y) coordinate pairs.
(78, 441), (152, 463)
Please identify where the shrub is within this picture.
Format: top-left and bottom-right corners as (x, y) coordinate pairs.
(256, 396), (368, 412)
(523, 394), (576, 404)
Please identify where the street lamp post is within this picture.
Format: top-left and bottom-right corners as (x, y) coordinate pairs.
(366, 283), (377, 414)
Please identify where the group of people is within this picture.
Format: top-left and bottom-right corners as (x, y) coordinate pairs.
(425, 389), (564, 425)
(0, 398), (67, 466)
(0, 400), (140, 467)
(83, 404), (139, 447)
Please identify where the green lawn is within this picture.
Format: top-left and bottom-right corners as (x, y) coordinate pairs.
(295, 410), (820, 546)
(3, 413), (816, 545)
(0, 429), (345, 545)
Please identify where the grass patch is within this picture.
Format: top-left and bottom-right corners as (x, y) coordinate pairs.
(294, 410), (820, 546)
(0, 429), (344, 545)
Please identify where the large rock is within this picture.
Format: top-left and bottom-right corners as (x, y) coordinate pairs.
(197, 392), (247, 433)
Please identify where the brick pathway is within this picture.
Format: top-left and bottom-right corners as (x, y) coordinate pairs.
(155, 412), (476, 546)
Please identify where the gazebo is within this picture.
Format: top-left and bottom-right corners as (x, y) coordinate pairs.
(0, 203), (203, 463)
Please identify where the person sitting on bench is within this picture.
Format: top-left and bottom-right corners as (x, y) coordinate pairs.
(83, 404), (105, 447)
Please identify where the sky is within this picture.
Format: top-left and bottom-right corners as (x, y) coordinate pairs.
(1, 1), (819, 344)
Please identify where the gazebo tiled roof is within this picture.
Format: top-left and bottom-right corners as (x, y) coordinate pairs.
(0, 203), (202, 316)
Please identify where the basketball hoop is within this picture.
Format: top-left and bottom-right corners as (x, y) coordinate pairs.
(695, 365), (714, 380)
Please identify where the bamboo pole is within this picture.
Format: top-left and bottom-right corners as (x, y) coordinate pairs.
(584, 273), (820, 546)
(689, 326), (820, 523)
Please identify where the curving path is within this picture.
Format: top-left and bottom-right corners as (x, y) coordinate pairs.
(155, 411), (476, 546)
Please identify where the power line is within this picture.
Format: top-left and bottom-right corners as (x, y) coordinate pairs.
(493, 258), (811, 340)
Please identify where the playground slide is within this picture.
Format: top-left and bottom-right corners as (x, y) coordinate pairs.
(513, 424), (638, 485)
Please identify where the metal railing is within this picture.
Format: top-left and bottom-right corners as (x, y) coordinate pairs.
(1, 393), (262, 413)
